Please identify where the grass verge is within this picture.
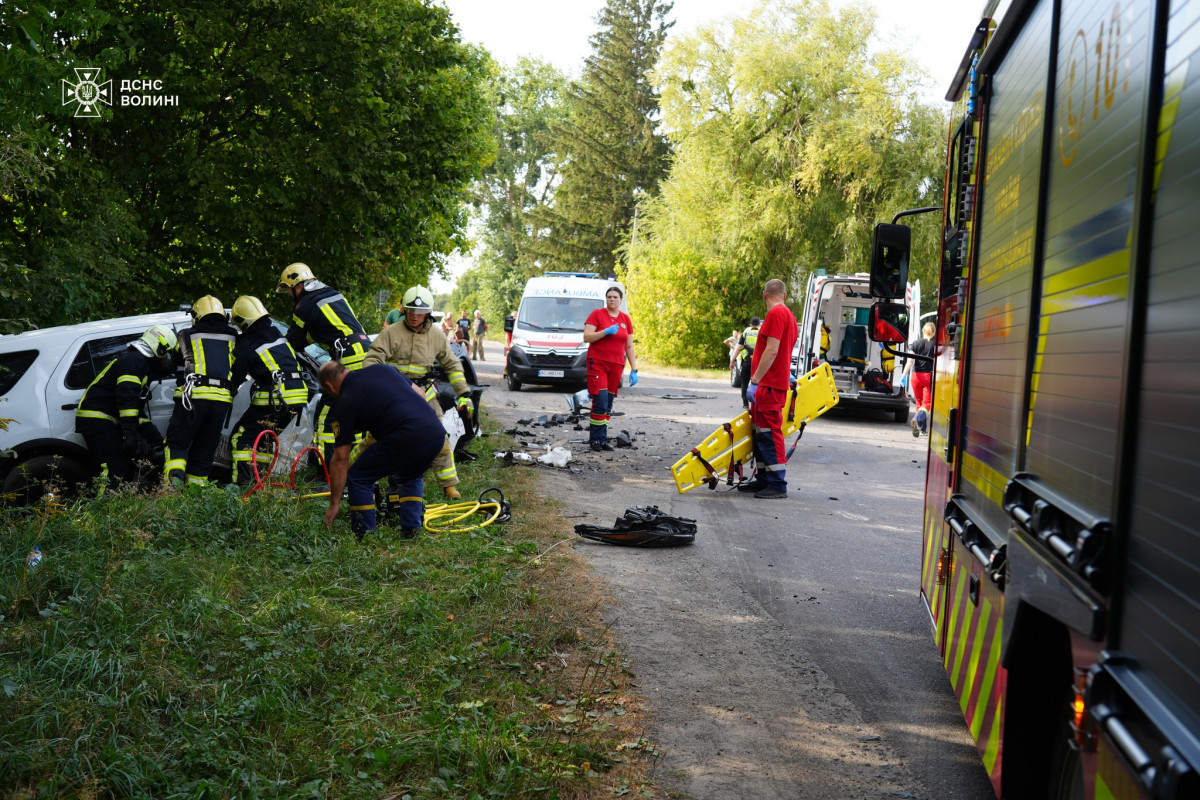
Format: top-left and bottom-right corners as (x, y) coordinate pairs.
(0, 421), (660, 799)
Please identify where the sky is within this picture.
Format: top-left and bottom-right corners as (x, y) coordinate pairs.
(432, 0), (987, 291)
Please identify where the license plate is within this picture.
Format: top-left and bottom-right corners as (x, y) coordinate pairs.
(538, 369), (565, 378)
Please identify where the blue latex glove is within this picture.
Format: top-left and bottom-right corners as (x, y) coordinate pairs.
(899, 374), (909, 388)
(603, 324), (619, 336)
(628, 370), (638, 386)
(746, 382), (758, 403)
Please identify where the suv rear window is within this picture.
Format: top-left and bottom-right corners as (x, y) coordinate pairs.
(65, 334), (142, 390)
(0, 349), (39, 397)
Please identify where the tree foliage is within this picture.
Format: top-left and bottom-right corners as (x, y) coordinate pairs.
(623, 0), (946, 367)
(450, 58), (569, 323)
(0, 0), (494, 330)
(530, 0), (673, 276)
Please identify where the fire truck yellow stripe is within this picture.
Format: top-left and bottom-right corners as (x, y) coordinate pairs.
(964, 598), (991, 722)
(948, 571), (971, 683)
(982, 696), (1002, 774)
(1042, 248), (1129, 298)
(960, 451), (1006, 508)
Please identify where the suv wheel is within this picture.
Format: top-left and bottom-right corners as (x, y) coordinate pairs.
(3, 454), (93, 505)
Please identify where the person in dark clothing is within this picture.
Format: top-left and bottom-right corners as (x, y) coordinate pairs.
(164, 296), (239, 485)
(277, 262), (371, 465)
(901, 321), (937, 437)
(319, 360), (446, 540)
(75, 325), (175, 491)
(228, 295), (310, 485)
(730, 317), (761, 409)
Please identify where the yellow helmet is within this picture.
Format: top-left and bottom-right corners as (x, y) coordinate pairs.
(140, 325), (177, 358)
(192, 295), (224, 321)
(231, 295), (269, 331)
(277, 262), (315, 294)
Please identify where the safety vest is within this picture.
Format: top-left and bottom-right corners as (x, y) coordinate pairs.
(231, 318), (309, 409)
(739, 327), (759, 361)
(175, 319), (237, 404)
(286, 282), (370, 370)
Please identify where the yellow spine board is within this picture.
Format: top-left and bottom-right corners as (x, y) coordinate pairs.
(671, 363), (839, 493)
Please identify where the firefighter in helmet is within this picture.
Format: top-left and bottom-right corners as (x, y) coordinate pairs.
(164, 295), (238, 485)
(362, 284), (474, 502)
(228, 296), (310, 485)
(277, 262), (371, 465)
(75, 325), (175, 491)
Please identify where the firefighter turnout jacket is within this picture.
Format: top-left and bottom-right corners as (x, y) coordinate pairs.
(174, 316), (238, 406)
(362, 319), (470, 399)
(75, 347), (157, 435)
(363, 318), (470, 490)
(231, 317), (308, 411)
(285, 281), (371, 370)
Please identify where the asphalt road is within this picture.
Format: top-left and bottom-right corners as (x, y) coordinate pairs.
(469, 341), (996, 800)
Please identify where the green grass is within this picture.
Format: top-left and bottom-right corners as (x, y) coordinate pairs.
(1, 428), (655, 799)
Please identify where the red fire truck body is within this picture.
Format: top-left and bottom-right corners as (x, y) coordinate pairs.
(871, 1), (1200, 798)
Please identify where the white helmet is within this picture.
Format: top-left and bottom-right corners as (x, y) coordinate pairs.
(140, 325), (177, 358)
(402, 285), (434, 312)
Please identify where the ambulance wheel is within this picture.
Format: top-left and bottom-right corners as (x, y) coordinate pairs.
(894, 407), (909, 424)
(506, 371), (522, 391)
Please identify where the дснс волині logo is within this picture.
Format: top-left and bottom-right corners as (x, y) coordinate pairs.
(62, 68), (112, 118)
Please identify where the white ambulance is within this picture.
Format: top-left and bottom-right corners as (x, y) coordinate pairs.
(793, 272), (920, 423)
(503, 272), (626, 391)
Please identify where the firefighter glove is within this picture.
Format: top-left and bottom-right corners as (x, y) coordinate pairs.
(746, 382), (759, 403)
(628, 370), (638, 386)
(603, 324), (619, 336)
(456, 395), (472, 410)
(121, 427), (140, 456)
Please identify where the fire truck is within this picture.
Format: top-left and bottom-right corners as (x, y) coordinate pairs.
(864, 1), (1200, 798)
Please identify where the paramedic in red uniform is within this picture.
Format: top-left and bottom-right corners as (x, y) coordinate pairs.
(740, 279), (798, 499)
(582, 286), (638, 452)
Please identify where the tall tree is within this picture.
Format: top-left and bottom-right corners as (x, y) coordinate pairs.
(531, 0), (673, 276)
(459, 57), (569, 322)
(623, 0), (946, 366)
(0, 0), (494, 330)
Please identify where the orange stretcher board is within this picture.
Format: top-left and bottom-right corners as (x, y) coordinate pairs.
(671, 363), (839, 493)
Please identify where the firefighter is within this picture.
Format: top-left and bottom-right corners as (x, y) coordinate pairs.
(228, 296), (310, 485)
(318, 360), (446, 540)
(164, 296), (238, 485)
(729, 317), (761, 409)
(362, 284), (473, 502)
(75, 325), (175, 491)
(277, 262), (371, 465)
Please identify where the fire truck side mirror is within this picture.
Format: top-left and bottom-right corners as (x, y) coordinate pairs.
(867, 302), (908, 344)
(504, 315), (515, 334)
(870, 223), (911, 299)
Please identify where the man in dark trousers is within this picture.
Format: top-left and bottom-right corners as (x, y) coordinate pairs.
(75, 325), (175, 491)
(164, 296), (238, 485)
(319, 360), (446, 540)
(277, 261), (372, 465)
(228, 295), (310, 485)
(739, 279), (798, 499)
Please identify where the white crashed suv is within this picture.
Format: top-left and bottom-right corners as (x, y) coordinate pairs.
(0, 310), (324, 504)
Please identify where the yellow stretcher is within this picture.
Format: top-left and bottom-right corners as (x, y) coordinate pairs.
(671, 363), (839, 493)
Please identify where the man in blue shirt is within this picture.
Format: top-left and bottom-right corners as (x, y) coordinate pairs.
(318, 360), (446, 539)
